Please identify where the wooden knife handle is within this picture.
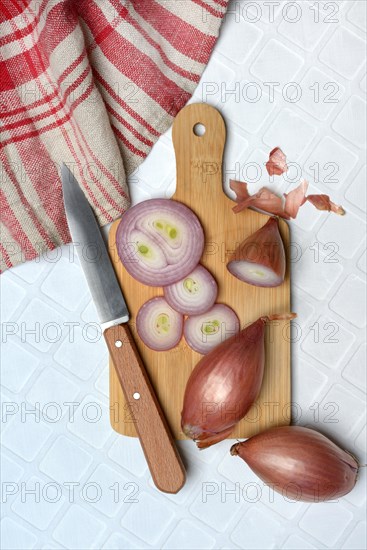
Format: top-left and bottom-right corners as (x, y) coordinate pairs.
(104, 324), (186, 493)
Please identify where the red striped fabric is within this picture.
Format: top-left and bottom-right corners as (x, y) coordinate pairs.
(0, 0), (227, 272)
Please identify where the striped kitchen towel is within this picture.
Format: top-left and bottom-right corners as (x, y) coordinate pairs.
(0, 0), (228, 272)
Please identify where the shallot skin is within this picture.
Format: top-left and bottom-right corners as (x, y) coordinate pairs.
(231, 426), (358, 502)
(181, 318), (266, 449)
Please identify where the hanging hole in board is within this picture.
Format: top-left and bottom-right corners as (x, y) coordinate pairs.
(193, 123), (206, 137)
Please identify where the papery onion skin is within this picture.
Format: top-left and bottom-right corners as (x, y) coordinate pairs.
(307, 194), (345, 215)
(231, 183), (288, 218)
(164, 265), (218, 315)
(136, 296), (183, 351)
(231, 426), (358, 502)
(227, 217), (285, 287)
(284, 179), (308, 219)
(116, 199), (204, 286)
(230, 179), (345, 219)
(181, 314), (296, 448)
(266, 147), (288, 176)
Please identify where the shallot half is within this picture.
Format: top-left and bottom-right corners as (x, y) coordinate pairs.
(231, 426), (359, 502)
(227, 217), (285, 287)
(181, 313), (296, 448)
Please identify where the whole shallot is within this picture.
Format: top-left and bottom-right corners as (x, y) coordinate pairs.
(181, 313), (296, 448)
(231, 426), (359, 502)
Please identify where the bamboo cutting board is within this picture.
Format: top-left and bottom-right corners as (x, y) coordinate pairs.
(108, 103), (291, 439)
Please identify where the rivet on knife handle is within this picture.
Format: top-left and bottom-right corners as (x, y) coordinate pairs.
(104, 323), (186, 494)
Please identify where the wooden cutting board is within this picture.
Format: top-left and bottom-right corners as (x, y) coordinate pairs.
(108, 103), (291, 439)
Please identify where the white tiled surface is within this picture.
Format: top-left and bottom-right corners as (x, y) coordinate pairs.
(1, 1), (366, 548)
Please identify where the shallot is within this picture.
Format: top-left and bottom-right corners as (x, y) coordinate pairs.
(164, 265), (218, 315)
(227, 217), (285, 287)
(231, 426), (358, 502)
(183, 304), (239, 355)
(116, 199), (204, 286)
(181, 313), (296, 448)
(136, 297), (183, 351)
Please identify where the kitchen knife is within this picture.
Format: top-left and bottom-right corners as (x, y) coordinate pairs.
(61, 164), (186, 494)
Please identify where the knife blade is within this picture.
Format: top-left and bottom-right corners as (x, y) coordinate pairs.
(61, 164), (129, 328)
(61, 164), (185, 494)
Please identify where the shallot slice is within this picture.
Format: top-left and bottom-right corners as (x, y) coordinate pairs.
(266, 147), (288, 176)
(231, 426), (359, 502)
(164, 265), (218, 316)
(227, 217), (285, 287)
(116, 199), (204, 286)
(183, 304), (240, 355)
(136, 297), (183, 351)
(181, 313), (296, 448)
